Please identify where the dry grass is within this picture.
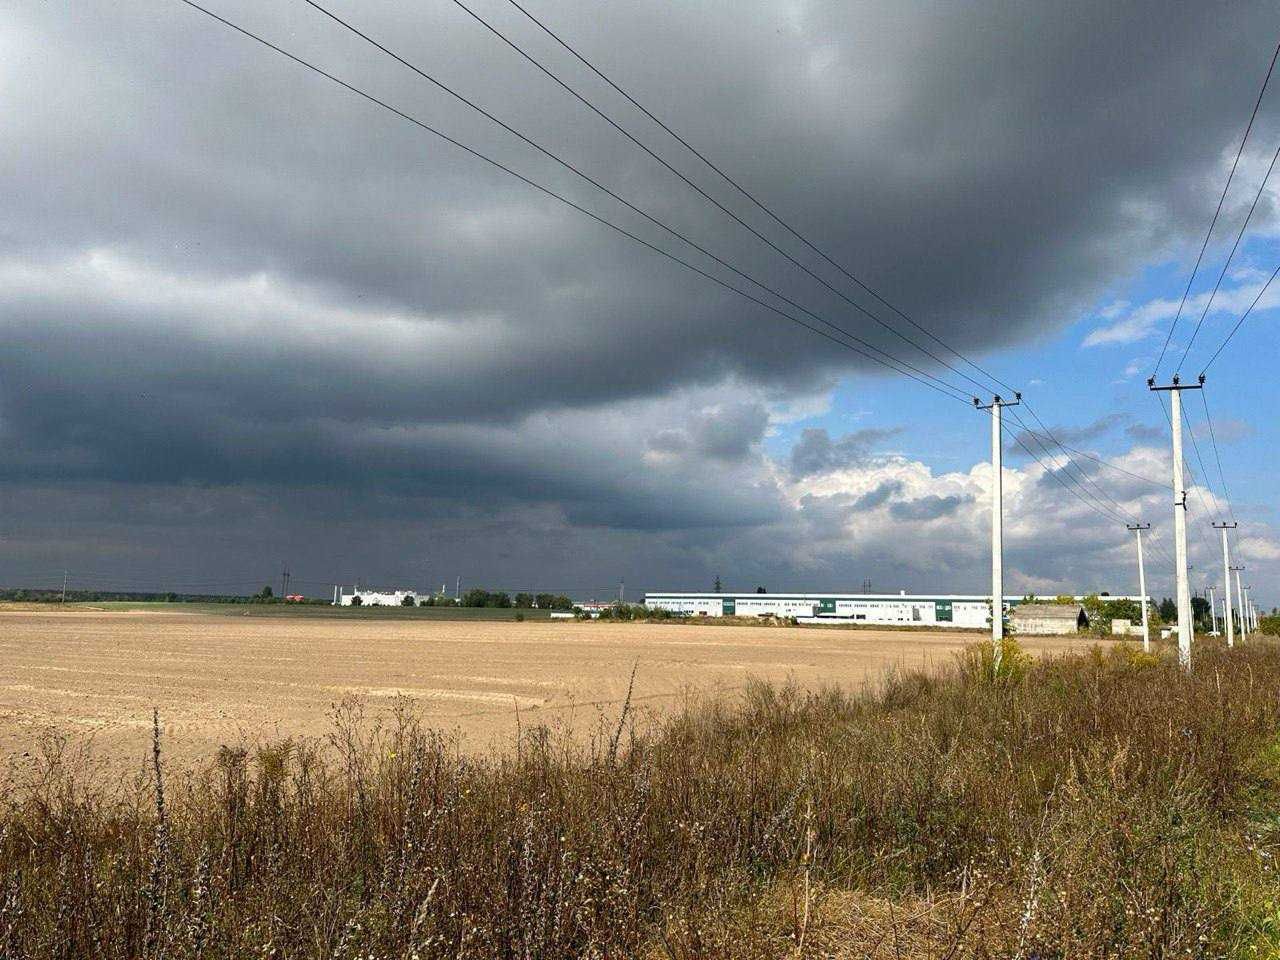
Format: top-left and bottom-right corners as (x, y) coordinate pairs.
(3, 639), (1280, 958)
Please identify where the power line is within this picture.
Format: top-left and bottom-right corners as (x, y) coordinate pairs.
(494, 0), (1021, 398)
(1179, 402), (1224, 522)
(171, 0), (974, 405)
(287, 0), (980, 401)
(1003, 407), (1139, 528)
(467, 0), (1248, 541)
(1006, 430), (1166, 489)
(998, 419), (1148, 537)
(1199, 389), (1238, 526)
(1014, 402), (1153, 526)
(1000, 407), (1177, 569)
(1153, 391), (1216, 524)
(1153, 37), (1280, 378)
(1176, 141), (1280, 370)
(298, 0), (981, 400)
(1200, 261), (1280, 374)
(433, 0), (1007, 397)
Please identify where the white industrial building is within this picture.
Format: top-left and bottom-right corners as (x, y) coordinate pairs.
(335, 585), (418, 607)
(644, 592), (1146, 628)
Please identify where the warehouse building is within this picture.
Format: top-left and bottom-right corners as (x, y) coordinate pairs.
(644, 592), (1142, 629)
(335, 585), (418, 607)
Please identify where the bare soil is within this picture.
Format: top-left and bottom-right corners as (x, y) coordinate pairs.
(0, 607), (1103, 773)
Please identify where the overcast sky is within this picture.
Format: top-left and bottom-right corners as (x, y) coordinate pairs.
(4, 0), (1279, 604)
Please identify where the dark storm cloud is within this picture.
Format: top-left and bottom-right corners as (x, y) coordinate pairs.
(789, 427), (903, 477)
(1006, 414), (1127, 459)
(854, 481), (904, 512)
(2, 0), (1277, 588)
(889, 495), (970, 522)
(1125, 423), (1166, 444)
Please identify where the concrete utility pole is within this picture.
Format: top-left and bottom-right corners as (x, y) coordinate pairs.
(1149, 375), (1202, 670)
(1232, 565), (1247, 642)
(1208, 585), (1219, 636)
(1127, 523), (1152, 652)
(1244, 586), (1254, 633)
(61, 570), (68, 604)
(975, 392), (1020, 671)
(1212, 522), (1237, 648)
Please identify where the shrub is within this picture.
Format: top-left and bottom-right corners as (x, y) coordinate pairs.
(3, 644), (1280, 956)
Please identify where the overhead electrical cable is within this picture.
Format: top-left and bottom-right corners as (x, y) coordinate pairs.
(1015, 401), (1154, 525)
(174, 1), (1155, 557)
(996, 416), (1151, 534)
(301, 0), (994, 399)
(492, 0), (1022, 397)
(1176, 141), (1280, 371)
(453, 0), (1185, 521)
(1200, 261), (1280, 374)
(1003, 408), (1139, 527)
(1153, 37), (1280, 378)
(1180, 402), (1227, 523)
(1152, 392), (1216, 526)
(1007, 431), (1167, 489)
(1199, 390), (1238, 526)
(171, 0), (974, 404)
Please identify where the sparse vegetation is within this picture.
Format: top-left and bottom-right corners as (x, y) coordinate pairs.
(3, 638), (1280, 957)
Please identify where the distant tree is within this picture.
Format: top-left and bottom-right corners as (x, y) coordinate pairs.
(551, 595), (574, 611)
(165, 592), (178, 603)
(1191, 595), (1210, 629)
(755, 586), (767, 594)
(535, 593), (556, 610)
(461, 588), (513, 608)
(514, 593), (535, 609)
(401, 594), (416, 607)
(462, 588), (489, 608)
(714, 575), (723, 593)
(350, 595), (362, 606)
(1159, 597), (1177, 622)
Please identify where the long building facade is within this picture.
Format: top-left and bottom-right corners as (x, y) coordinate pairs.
(643, 592), (1145, 628)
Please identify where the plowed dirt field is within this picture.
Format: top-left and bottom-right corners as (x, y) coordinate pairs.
(0, 608), (1102, 773)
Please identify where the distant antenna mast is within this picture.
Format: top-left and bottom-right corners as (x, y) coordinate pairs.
(619, 579), (625, 603)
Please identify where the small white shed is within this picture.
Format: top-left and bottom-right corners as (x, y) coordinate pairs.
(1011, 603), (1089, 636)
